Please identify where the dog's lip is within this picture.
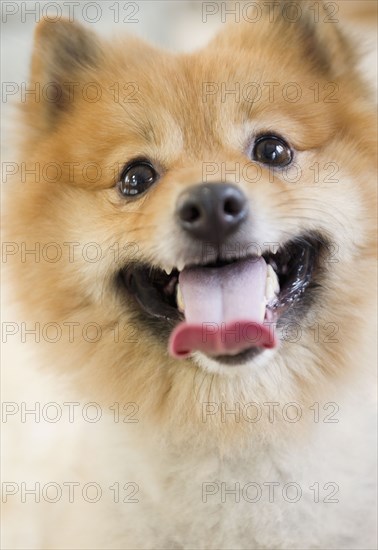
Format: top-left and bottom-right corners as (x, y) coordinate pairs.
(119, 233), (324, 330)
(206, 346), (264, 366)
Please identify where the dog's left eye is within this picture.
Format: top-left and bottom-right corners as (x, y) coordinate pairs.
(118, 161), (158, 197)
(252, 135), (293, 167)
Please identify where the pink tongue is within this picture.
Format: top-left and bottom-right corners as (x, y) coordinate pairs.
(169, 257), (278, 359)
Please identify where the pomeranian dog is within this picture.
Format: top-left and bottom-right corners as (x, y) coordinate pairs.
(4, 0), (377, 548)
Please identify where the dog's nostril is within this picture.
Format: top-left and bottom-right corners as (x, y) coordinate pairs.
(224, 197), (243, 216)
(180, 203), (201, 223)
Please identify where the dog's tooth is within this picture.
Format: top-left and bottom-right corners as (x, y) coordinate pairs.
(267, 264), (280, 293)
(164, 266), (173, 275)
(269, 244), (279, 255)
(176, 284), (185, 313)
(176, 260), (185, 272)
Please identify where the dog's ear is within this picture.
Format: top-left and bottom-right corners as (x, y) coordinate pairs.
(276, 0), (356, 76)
(212, 0), (355, 77)
(27, 19), (101, 130)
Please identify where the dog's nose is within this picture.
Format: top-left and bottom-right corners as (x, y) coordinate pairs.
(176, 183), (248, 243)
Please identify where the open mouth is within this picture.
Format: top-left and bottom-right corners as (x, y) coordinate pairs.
(120, 234), (324, 363)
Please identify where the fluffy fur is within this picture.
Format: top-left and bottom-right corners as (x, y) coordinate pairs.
(4, 1), (377, 548)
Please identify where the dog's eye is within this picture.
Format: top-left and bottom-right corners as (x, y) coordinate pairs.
(252, 136), (293, 167)
(118, 161), (158, 197)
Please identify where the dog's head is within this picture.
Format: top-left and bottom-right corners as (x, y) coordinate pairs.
(8, 1), (376, 427)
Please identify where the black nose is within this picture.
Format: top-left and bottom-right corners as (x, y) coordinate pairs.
(176, 183), (248, 243)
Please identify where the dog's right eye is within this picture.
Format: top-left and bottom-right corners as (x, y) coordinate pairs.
(252, 135), (293, 167)
(118, 161), (158, 197)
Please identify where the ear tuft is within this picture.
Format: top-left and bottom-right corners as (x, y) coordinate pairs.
(210, 0), (357, 78)
(28, 19), (102, 128)
(32, 19), (100, 77)
(282, 0), (356, 76)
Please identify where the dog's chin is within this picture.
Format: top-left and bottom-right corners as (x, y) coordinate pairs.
(192, 347), (277, 376)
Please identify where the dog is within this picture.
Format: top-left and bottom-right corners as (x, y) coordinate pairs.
(3, 1), (377, 548)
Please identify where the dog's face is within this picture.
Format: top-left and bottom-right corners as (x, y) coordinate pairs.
(8, 2), (376, 425)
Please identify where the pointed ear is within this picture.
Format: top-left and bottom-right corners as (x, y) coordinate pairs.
(280, 0), (356, 76)
(27, 19), (102, 130)
(212, 0), (356, 77)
